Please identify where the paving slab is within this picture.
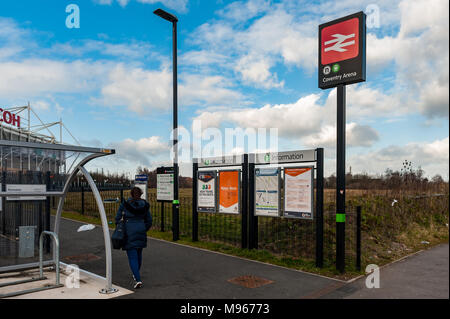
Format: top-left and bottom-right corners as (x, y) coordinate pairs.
(0, 267), (132, 299)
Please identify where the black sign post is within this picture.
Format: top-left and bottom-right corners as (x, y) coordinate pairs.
(319, 11), (366, 273)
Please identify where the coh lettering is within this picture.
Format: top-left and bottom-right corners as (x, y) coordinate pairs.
(0, 109), (21, 128)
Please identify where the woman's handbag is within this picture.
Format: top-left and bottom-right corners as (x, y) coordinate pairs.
(111, 211), (126, 250)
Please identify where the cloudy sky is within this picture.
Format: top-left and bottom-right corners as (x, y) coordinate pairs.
(0, 0), (448, 179)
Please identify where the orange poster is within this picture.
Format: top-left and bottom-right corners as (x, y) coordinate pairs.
(219, 170), (240, 214)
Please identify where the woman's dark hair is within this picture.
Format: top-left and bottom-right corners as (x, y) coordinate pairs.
(130, 187), (143, 200)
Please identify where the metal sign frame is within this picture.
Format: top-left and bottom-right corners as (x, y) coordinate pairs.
(248, 148), (324, 267)
(192, 154), (248, 248)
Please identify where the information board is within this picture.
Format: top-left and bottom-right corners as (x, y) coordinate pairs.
(6, 184), (46, 201)
(255, 168), (280, 217)
(283, 167), (314, 219)
(157, 167), (174, 202)
(197, 171), (216, 213)
(218, 170), (240, 214)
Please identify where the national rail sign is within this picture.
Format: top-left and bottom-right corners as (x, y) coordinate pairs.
(319, 11), (366, 89)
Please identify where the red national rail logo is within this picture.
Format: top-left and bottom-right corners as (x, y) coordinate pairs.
(321, 17), (359, 65)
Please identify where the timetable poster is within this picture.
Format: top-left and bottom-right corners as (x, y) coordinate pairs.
(283, 167), (313, 219)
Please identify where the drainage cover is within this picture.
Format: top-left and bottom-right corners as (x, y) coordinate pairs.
(227, 275), (274, 288)
(63, 253), (101, 263)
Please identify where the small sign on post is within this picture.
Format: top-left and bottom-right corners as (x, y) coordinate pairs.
(134, 174), (148, 201)
(156, 167), (174, 202)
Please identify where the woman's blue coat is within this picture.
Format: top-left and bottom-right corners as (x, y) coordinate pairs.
(115, 198), (152, 250)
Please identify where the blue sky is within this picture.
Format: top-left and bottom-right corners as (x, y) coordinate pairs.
(0, 0), (448, 179)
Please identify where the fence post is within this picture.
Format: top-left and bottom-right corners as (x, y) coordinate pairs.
(81, 185), (85, 215)
(45, 171), (51, 253)
(192, 161), (198, 241)
(248, 161), (258, 249)
(241, 154), (248, 249)
(316, 148), (324, 268)
(16, 171), (23, 240)
(120, 188), (124, 203)
(1, 171), (6, 236)
(161, 201), (165, 232)
(356, 206), (361, 271)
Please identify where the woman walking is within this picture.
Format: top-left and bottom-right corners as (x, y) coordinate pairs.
(115, 187), (152, 289)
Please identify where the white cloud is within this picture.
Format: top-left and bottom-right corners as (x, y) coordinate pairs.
(194, 93), (325, 138)
(217, 0), (271, 22)
(0, 59), (111, 98)
(194, 86), (395, 148)
(180, 50), (228, 66)
(235, 55), (284, 89)
(109, 136), (170, 166)
(99, 65), (244, 113)
(347, 137), (449, 179)
(94, 0), (188, 12)
(100, 64), (172, 113)
(48, 40), (153, 59)
(365, 0), (449, 118)
(303, 123), (379, 149)
(180, 74), (244, 107)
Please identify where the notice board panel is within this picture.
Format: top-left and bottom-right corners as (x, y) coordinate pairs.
(197, 170), (216, 213)
(283, 167), (314, 219)
(218, 170), (240, 214)
(157, 167), (174, 202)
(255, 167), (280, 217)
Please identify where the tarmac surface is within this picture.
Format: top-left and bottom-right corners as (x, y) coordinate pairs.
(56, 217), (343, 299)
(321, 243), (449, 299)
(4, 217), (447, 299)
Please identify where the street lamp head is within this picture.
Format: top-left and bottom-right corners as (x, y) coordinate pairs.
(153, 8), (178, 23)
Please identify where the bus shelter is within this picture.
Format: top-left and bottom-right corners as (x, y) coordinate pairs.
(0, 140), (117, 296)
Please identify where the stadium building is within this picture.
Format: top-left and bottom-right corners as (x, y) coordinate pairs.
(0, 103), (68, 174)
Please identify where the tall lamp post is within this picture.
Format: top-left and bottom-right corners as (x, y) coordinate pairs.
(153, 8), (179, 241)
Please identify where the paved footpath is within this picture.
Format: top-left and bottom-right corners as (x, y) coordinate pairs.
(56, 217), (449, 299)
(57, 217), (342, 299)
(321, 243), (449, 299)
